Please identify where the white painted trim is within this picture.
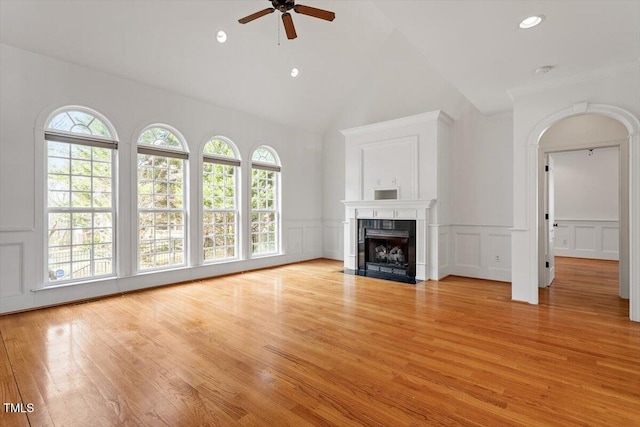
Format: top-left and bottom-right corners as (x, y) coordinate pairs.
(340, 110), (453, 137)
(0, 227), (35, 232)
(0, 242), (24, 297)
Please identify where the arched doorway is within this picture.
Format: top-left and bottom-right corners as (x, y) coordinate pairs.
(525, 103), (640, 321)
(537, 114), (628, 306)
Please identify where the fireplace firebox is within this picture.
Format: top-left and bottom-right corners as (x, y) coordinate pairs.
(357, 219), (417, 284)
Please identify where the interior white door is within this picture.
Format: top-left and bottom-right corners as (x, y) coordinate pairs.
(545, 155), (556, 286)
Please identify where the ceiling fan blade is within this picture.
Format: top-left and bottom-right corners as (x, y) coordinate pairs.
(293, 4), (335, 21)
(238, 8), (275, 24)
(282, 13), (297, 40)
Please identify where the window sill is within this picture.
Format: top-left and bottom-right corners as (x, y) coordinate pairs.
(202, 257), (240, 266)
(32, 275), (117, 292)
(250, 252), (283, 260)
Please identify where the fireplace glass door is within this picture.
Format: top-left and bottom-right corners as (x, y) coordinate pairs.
(357, 219), (416, 283)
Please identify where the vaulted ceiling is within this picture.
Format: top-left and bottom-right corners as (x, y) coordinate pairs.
(1, 0), (638, 134)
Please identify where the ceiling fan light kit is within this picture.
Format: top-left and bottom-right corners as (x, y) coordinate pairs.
(238, 0), (335, 40)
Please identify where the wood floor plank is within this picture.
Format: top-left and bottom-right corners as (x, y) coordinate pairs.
(1, 257), (639, 426)
(0, 331), (30, 427)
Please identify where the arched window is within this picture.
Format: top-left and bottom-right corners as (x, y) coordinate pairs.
(137, 126), (188, 271)
(250, 146), (281, 256)
(202, 138), (240, 262)
(45, 108), (117, 283)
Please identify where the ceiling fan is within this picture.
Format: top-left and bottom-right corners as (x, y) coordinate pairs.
(238, 0), (336, 40)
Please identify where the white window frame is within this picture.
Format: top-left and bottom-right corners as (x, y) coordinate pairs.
(202, 138), (241, 263)
(44, 108), (118, 285)
(136, 126), (189, 272)
(250, 147), (281, 257)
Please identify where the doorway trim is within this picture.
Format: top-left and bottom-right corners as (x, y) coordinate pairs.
(525, 103), (640, 321)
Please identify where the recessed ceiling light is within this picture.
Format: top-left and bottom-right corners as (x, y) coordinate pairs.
(519, 15), (545, 29)
(217, 30), (227, 43)
(290, 68), (299, 78)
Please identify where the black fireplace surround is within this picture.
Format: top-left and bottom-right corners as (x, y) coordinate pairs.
(357, 219), (417, 284)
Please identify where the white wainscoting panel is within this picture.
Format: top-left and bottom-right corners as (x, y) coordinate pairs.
(288, 227), (304, 254)
(454, 233), (481, 268)
(602, 227), (619, 254)
(554, 220), (619, 260)
(438, 227), (450, 277)
(322, 220), (344, 261)
(0, 243), (23, 297)
(283, 219), (324, 263)
(451, 225), (511, 282)
(304, 226), (322, 254)
(575, 226), (596, 251)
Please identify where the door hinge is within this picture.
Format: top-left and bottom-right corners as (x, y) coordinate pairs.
(545, 261), (550, 268)
(545, 165), (549, 172)
(545, 213), (549, 220)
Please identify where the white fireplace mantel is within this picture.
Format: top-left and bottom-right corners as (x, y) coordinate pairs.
(342, 199), (436, 281)
(342, 199), (436, 220)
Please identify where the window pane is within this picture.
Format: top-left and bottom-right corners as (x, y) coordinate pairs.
(48, 157), (70, 174)
(71, 144), (92, 160)
(48, 141), (70, 158)
(71, 192), (92, 208)
(93, 162), (111, 177)
(48, 191), (70, 208)
(48, 174), (70, 191)
(71, 159), (92, 176)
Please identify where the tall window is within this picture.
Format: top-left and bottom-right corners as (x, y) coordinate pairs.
(45, 108), (117, 283)
(202, 138), (240, 262)
(137, 126), (187, 271)
(250, 147), (281, 256)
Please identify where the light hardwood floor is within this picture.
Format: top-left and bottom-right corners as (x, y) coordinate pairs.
(1, 257), (639, 426)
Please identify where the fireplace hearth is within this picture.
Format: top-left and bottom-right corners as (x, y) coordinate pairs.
(358, 219), (416, 283)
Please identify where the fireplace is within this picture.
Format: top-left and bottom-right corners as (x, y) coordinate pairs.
(357, 219), (416, 283)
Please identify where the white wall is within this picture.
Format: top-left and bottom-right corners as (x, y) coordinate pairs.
(0, 44), (324, 313)
(450, 107), (514, 226)
(551, 147), (619, 221)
